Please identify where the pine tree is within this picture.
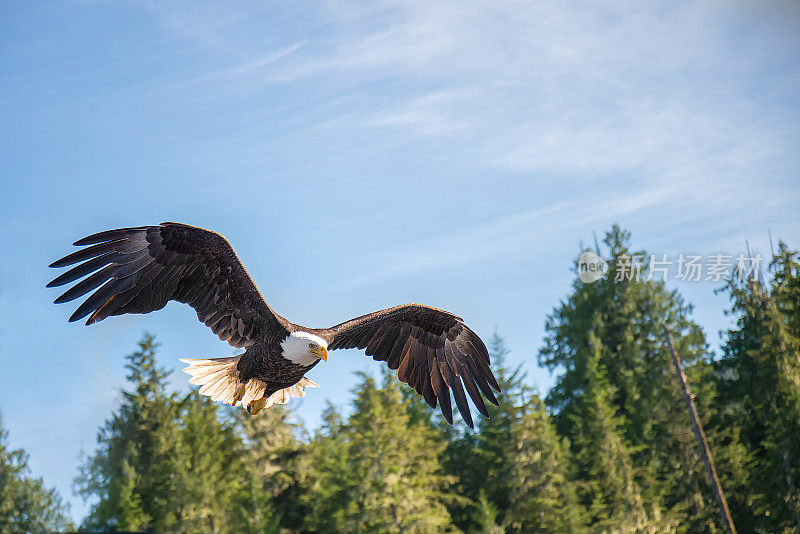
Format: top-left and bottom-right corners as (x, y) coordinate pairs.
(234, 403), (302, 532)
(301, 403), (354, 532)
(473, 334), (521, 514)
(348, 372), (457, 532)
(448, 333), (586, 533)
(717, 242), (800, 531)
(470, 491), (504, 534)
(505, 393), (585, 533)
(76, 334), (267, 532)
(568, 330), (660, 532)
(76, 333), (183, 531)
(304, 371), (457, 532)
(540, 227), (708, 447)
(444, 332), (519, 530)
(0, 413), (72, 533)
(172, 391), (248, 533)
(763, 243), (800, 531)
(538, 226), (744, 531)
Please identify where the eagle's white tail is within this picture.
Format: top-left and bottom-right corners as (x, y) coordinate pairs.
(179, 356), (320, 410)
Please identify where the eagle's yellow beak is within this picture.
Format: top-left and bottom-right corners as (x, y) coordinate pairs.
(315, 346), (329, 362)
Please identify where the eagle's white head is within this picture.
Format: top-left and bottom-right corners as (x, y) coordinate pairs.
(281, 331), (329, 365)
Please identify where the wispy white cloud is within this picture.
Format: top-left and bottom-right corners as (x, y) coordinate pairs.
(185, 42), (308, 84)
(332, 202), (571, 289)
(362, 90), (474, 135)
(145, 1), (798, 170)
(141, 0), (799, 277)
(333, 184), (680, 289)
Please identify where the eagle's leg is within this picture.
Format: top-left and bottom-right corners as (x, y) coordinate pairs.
(232, 383), (247, 404)
(247, 396), (268, 415)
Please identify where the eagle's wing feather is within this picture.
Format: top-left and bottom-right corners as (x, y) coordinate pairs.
(315, 304), (500, 427)
(48, 222), (289, 348)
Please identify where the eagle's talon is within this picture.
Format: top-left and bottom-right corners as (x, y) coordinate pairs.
(247, 397), (268, 415)
(232, 383), (246, 404)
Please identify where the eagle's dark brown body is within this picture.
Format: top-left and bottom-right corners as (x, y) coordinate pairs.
(238, 341), (320, 397)
(48, 222), (500, 427)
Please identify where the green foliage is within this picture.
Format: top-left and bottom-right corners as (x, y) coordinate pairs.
(716, 242), (800, 531)
(568, 332), (654, 531)
(505, 393), (585, 533)
(172, 392), (249, 532)
(76, 334), (182, 531)
(0, 414), (72, 533)
(538, 226), (750, 532)
(470, 491), (503, 534)
(76, 334), (255, 533)
(35, 229), (798, 533)
(447, 333), (586, 533)
(303, 371), (457, 533)
(299, 402), (353, 532)
(234, 403), (302, 532)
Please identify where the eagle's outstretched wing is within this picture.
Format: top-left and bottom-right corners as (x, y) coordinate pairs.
(313, 304), (500, 428)
(48, 222), (289, 348)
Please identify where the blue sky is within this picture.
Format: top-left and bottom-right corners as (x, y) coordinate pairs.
(1, 0), (798, 522)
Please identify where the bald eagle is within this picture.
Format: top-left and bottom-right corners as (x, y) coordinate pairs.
(48, 223), (500, 427)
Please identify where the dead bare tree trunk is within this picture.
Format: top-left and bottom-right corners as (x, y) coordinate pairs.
(663, 325), (737, 534)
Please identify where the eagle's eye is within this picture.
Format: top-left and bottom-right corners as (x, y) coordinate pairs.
(308, 343), (315, 349)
